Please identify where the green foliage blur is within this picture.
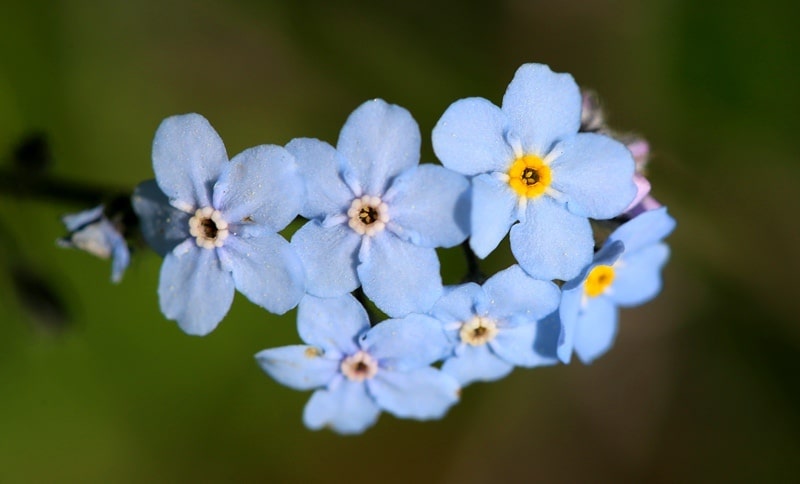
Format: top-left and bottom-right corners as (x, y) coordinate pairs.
(1, 0), (798, 482)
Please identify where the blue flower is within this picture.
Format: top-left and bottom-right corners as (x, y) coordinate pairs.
(131, 113), (306, 336)
(256, 294), (459, 434)
(288, 99), (470, 317)
(58, 205), (130, 283)
(557, 207), (676, 363)
(432, 63), (637, 281)
(427, 265), (561, 386)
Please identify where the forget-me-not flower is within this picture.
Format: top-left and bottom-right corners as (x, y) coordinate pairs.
(288, 99), (470, 317)
(58, 205), (130, 283)
(132, 113), (306, 336)
(557, 207), (676, 364)
(432, 63), (637, 281)
(256, 293), (460, 434)
(427, 265), (561, 386)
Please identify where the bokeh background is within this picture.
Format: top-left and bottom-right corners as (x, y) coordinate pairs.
(1, 0), (798, 482)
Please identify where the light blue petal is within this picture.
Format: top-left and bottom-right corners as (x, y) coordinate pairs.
(491, 322), (557, 368)
(158, 246), (234, 336)
(556, 287), (583, 363)
(369, 367), (460, 419)
(431, 97), (515, 175)
(469, 173), (519, 258)
(297, 294), (369, 355)
(221, 231), (305, 315)
(109, 231), (130, 284)
(548, 133), (636, 219)
(303, 381), (381, 434)
(152, 113), (228, 208)
(132, 180), (191, 256)
(482, 264), (561, 320)
(574, 297), (618, 364)
(608, 207), (676, 253)
(533, 310), (562, 360)
(510, 197), (593, 281)
(213, 145), (304, 232)
(357, 234), (442, 317)
(286, 137), (354, 220)
(62, 205), (104, 231)
(384, 164), (470, 248)
(611, 244), (670, 307)
(255, 345), (340, 391)
(429, 283), (485, 334)
(291, 221), (361, 297)
(441, 345), (513, 386)
(359, 315), (450, 370)
(501, 64), (581, 154)
(336, 99), (421, 196)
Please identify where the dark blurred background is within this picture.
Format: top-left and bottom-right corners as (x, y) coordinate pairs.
(1, 0), (798, 482)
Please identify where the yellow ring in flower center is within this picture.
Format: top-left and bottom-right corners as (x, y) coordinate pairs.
(584, 265), (615, 298)
(507, 154), (552, 198)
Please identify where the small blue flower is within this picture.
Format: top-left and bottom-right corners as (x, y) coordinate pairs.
(288, 99), (470, 317)
(132, 113), (306, 336)
(256, 294), (459, 434)
(427, 265), (561, 386)
(557, 207), (676, 364)
(58, 205), (130, 283)
(432, 63), (637, 281)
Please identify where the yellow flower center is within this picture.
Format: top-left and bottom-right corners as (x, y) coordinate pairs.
(459, 316), (498, 346)
(507, 154), (552, 198)
(584, 265), (615, 298)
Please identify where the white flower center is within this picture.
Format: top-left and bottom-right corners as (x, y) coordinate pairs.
(347, 195), (389, 236)
(188, 207), (229, 249)
(459, 316), (499, 346)
(340, 350), (378, 382)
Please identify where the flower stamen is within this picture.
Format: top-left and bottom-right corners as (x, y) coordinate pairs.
(507, 154), (552, 199)
(584, 265), (615, 298)
(188, 207), (229, 249)
(459, 316), (499, 346)
(340, 350), (379, 382)
(347, 195), (389, 236)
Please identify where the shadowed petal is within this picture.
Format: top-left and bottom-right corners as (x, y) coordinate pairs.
(286, 137), (354, 220)
(557, 287), (583, 364)
(574, 297), (618, 364)
(303, 381), (380, 434)
(441, 345), (513, 385)
(432, 97), (515, 175)
(292, 221), (361, 297)
(491, 322), (557, 368)
(132, 180), (191, 256)
(469, 173), (519, 258)
(152, 113), (228, 208)
(369, 367), (460, 419)
(256, 345), (340, 391)
(158, 246), (234, 336)
(502, 64), (581, 154)
(297, 294), (370, 355)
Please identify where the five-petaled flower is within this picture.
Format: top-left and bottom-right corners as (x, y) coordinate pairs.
(432, 63), (637, 281)
(132, 113), (306, 336)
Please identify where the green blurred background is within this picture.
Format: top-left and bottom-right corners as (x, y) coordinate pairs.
(1, 0), (798, 482)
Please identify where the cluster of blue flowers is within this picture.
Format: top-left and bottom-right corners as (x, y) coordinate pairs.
(61, 63), (675, 434)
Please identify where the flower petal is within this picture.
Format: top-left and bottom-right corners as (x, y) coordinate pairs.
(574, 296), (618, 364)
(213, 144), (304, 232)
(441, 345), (513, 386)
(286, 137), (354, 220)
(369, 367), (460, 420)
(152, 113), (228, 208)
(158, 246), (234, 336)
(360, 315), (450, 370)
(221, 231), (305, 315)
(611, 243), (670, 307)
(533, 310), (562, 360)
(132, 180), (191, 256)
(491, 322), (557, 368)
(556, 287), (583, 364)
(303, 381), (381, 434)
(608, 207), (676, 254)
(429, 283), (485, 341)
(469, 173), (519, 258)
(482, 264), (561, 320)
(357, 235), (442, 317)
(291, 221), (361, 297)
(510, 197), (593, 281)
(255, 345), (340, 391)
(337, 99), (421, 196)
(297, 294), (370, 355)
(384, 164), (470, 248)
(432, 97), (515, 175)
(501, 63), (581, 154)
(548, 132), (637, 219)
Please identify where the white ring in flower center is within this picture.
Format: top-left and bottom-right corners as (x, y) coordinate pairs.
(340, 350), (379, 382)
(347, 195), (389, 236)
(188, 207), (229, 249)
(459, 316), (499, 346)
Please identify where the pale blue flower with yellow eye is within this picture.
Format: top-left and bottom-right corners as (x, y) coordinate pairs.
(132, 113), (306, 336)
(432, 63), (637, 281)
(256, 294), (460, 435)
(58, 205), (130, 283)
(557, 207), (676, 364)
(427, 265), (561, 386)
(288, 99), (470, 317)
